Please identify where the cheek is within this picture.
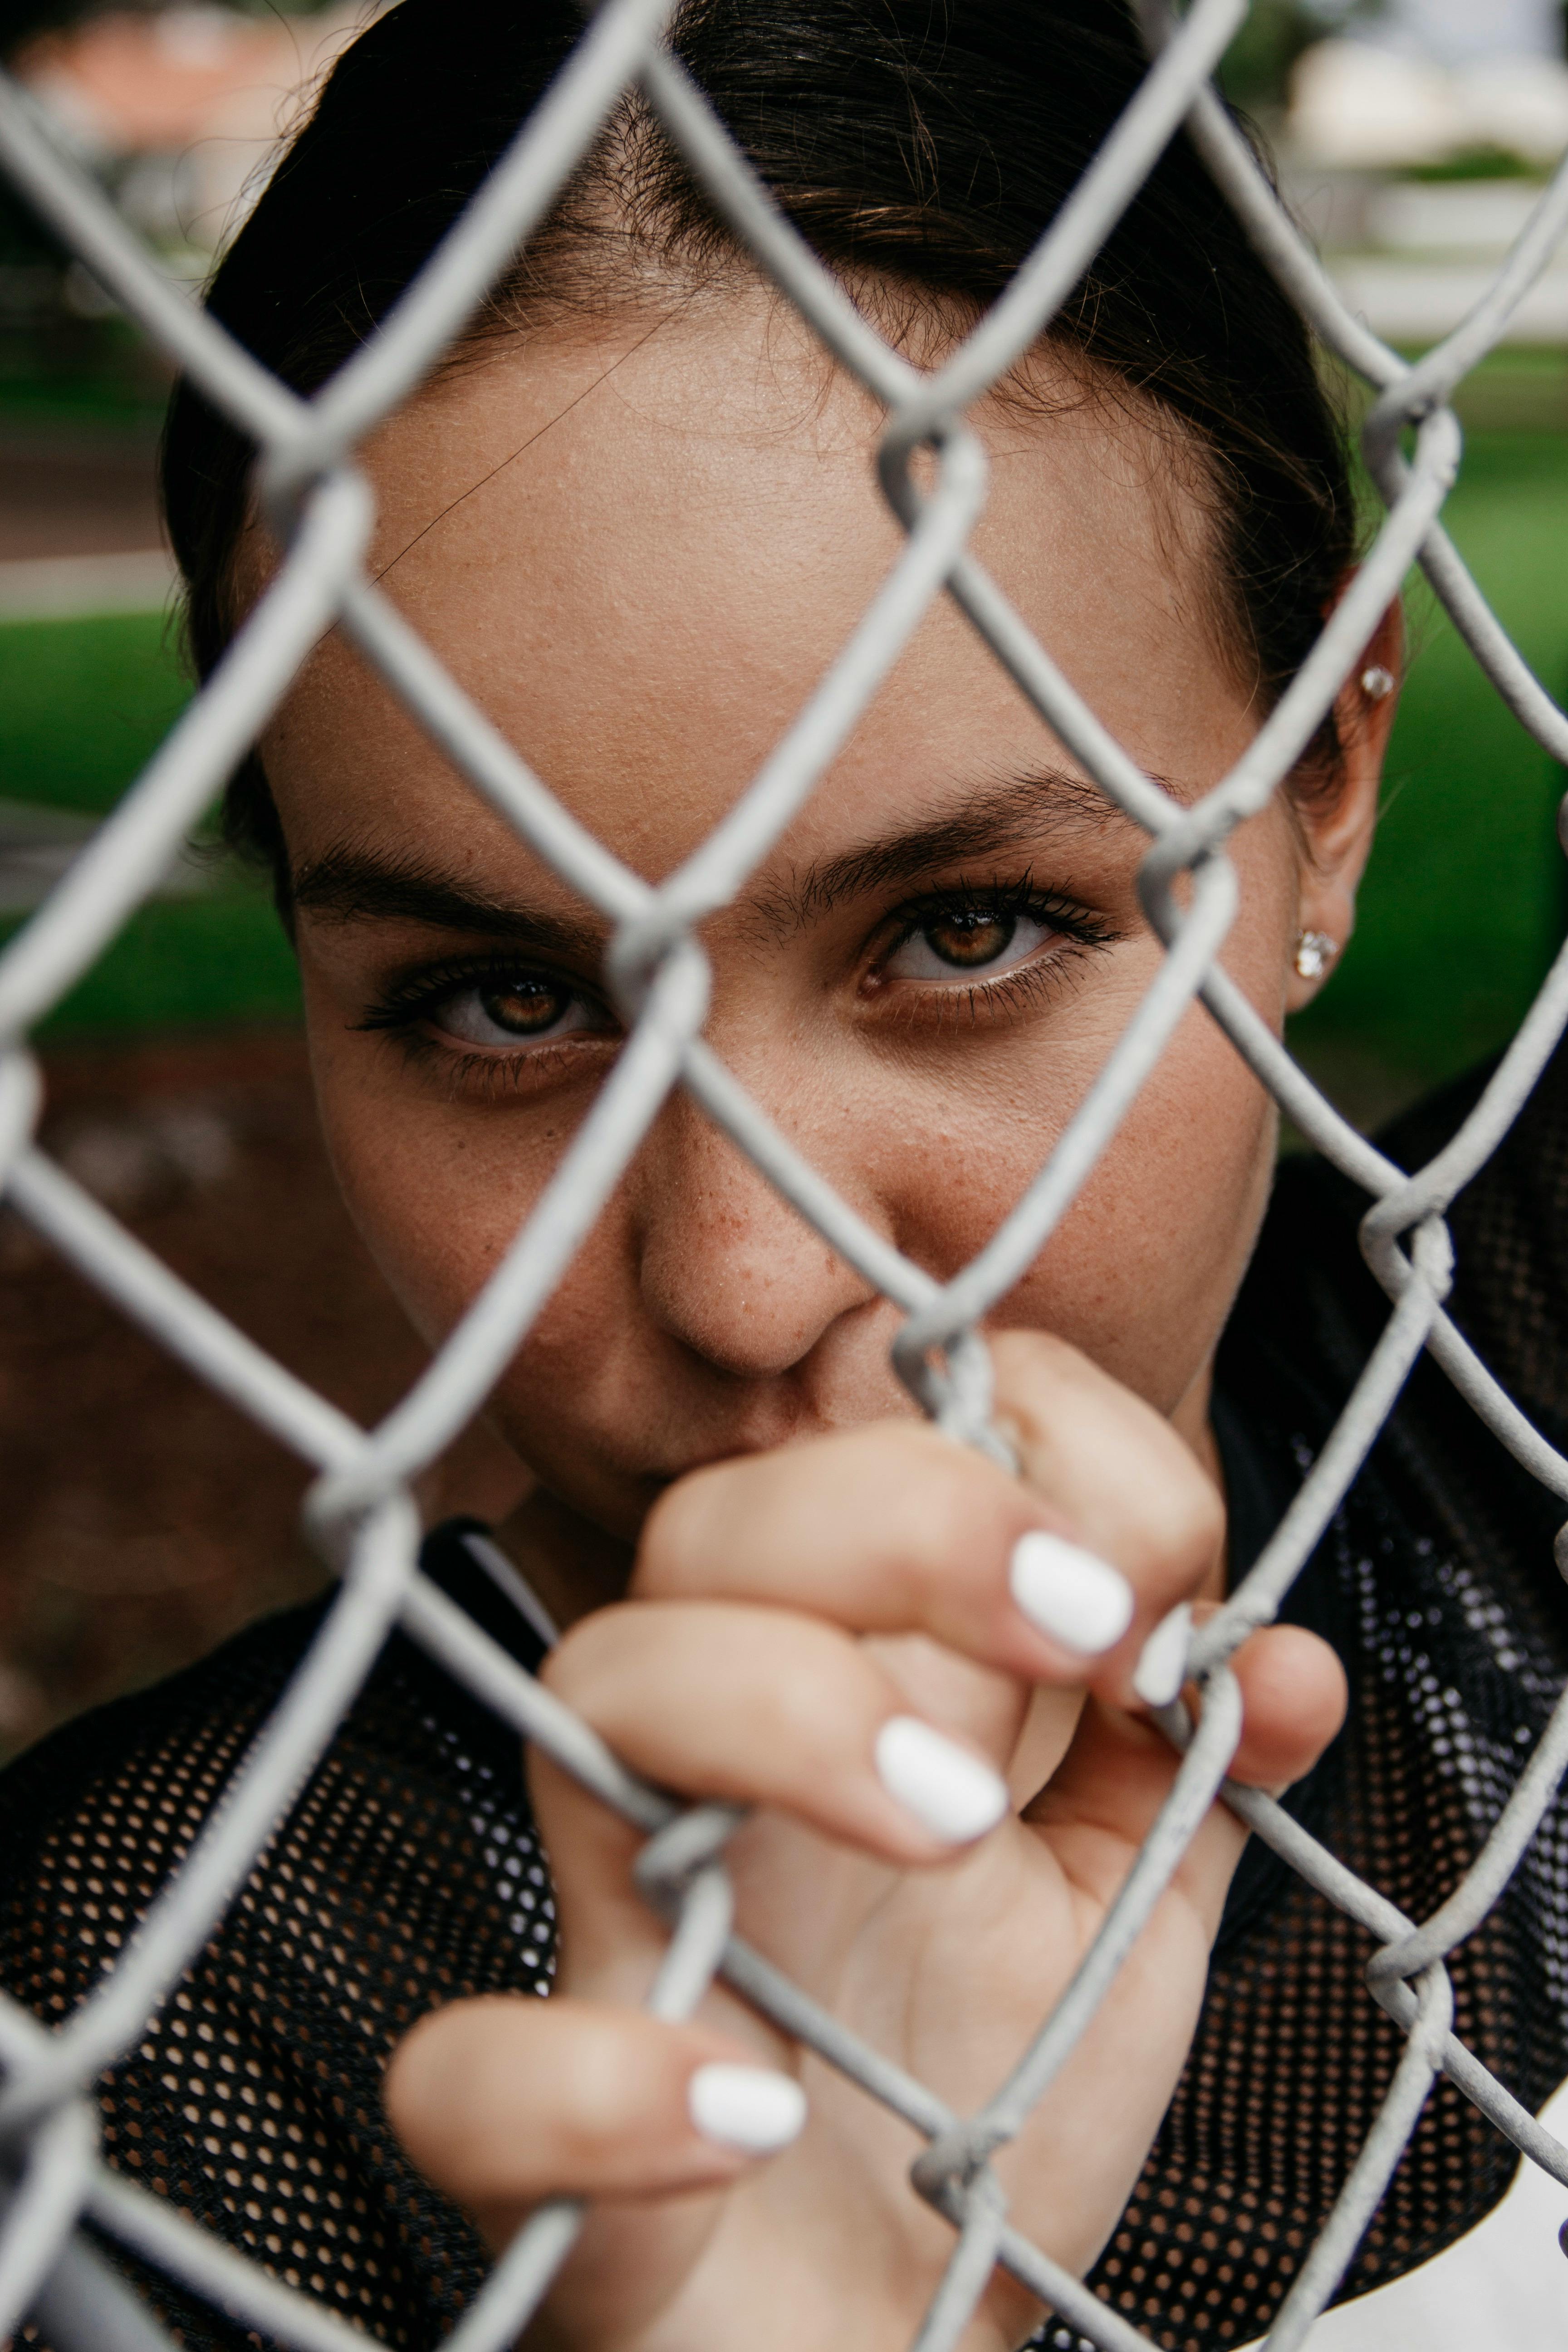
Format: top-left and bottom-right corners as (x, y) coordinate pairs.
(1015, 807), (1296, 1407)
(865, 937), (1279, 1418)
(315, 1045), (656, 1522)
(487, 1253), (670, 1510)
(322, 1107), (521, 1349)
(994, 1010), (1275, 1413)
(303, 1010), (572, 1351)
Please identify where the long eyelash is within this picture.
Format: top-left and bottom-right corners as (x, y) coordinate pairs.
(886, 940), (1098, 1034)
(353, 951), (608, 1037)
(882, 871), (1117, 960)
(872, 873), (1117, 1030)
(390, 1032), (599, 1100)
(356, 880), (1107, 1074)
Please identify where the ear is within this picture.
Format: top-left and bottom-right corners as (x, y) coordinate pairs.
(1285, 594), (1403, 1015)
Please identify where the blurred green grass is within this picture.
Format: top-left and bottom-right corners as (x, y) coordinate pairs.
(3, 399), (1568, 1117)
(0, 611), (301, 1033)
(1287, 425), (1568, 1122)
(1, 611), (188, 814)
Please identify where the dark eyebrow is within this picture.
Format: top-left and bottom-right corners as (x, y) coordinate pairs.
(290, 766), (1137, 956)
(740, 768), (1133, 939)
(290, 846), (607, 965)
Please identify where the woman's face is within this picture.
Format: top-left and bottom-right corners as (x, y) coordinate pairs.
(258, 285), (1380, 1543)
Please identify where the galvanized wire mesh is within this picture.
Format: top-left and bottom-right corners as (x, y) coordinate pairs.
(3, 2), (1568, 2345)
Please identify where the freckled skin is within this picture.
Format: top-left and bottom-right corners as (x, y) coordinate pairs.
(257, 284), (1395, 1568)
(252, 283), (1380, 2344)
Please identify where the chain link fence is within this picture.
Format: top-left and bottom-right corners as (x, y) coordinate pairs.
(1, 0), (1568, 2345)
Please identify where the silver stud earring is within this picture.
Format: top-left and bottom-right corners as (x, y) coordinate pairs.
(1294, 929), (1338, 981)
(1360, 664), (1395, 701)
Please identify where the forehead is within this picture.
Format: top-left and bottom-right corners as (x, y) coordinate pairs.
(259, 286), (1242, 879)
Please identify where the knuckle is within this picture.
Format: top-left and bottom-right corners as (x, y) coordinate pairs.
(990, 1326), (1072, 1379)
(859, 1426), (1018, 1586)
(1149, 1460), (1224, 1589)
(990, 1330), (1224, 1576)
(635, 1468), (720, 1595)
(768, 1639), (872, 1750)
(988, 1327), (1085, 1414)
(1174, 1459), (1225, 1558)
(558, 2030), (649, 2162)
(537, 1611), (619, 1710)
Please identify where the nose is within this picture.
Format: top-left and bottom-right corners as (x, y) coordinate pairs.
(628, 1088), (881, 1380)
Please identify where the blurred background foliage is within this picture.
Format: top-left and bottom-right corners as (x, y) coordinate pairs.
(4, 366), (1565, 1128)
(0, 613), (299, 1030)
(0, 0), (1564, 1137)
(1284, 358), (1568, 1120)
(1220, 0), (1329, 113)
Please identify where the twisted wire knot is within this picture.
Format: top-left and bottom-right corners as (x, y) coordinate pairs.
(2, 0), (1568, 2341)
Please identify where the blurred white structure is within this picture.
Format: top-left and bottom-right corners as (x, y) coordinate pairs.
(17, 5), (377, 255)
(1377, 0), (1564, 68)
(1286, 0), (1568, 338)
(1290, 40), (1568, 170)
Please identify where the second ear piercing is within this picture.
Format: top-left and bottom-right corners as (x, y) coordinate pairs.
(1294, 930), (1338, 981)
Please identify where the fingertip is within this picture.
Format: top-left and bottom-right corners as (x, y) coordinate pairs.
(1009, 1531), (1134, 1658)
(873, 1715), (1011, 1846)
(1132, 1602), (1193, 1709)
(386, 1999), (801, 2220)
(1228, 1623), (1348, 1790)
(687, 2063), (807, 2155)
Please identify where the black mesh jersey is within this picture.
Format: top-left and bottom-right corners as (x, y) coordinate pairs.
(7, 1042), (1568, 2351)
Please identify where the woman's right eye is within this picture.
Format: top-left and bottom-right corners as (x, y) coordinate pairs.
(427, 972), (608, 1050)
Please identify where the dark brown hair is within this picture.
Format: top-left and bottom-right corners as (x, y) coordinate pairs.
(160, 0), (1356, 898)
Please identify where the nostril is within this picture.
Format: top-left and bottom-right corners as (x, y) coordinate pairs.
(637, 1227), (878, 1382)
(629, 1090), (887, 1376)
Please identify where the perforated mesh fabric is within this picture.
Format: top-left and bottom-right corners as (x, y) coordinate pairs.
(2, 1534), (554, 2349)
(1052, 1046), (1568, 2348)
(5, 1044), (1568, 2351)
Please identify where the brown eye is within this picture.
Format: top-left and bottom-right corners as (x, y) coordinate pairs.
(923, 910), (1017, 968)
(431, 971), (606, 1050)
(478, 978), (571, 1034)
(881, 903), (1054, 987)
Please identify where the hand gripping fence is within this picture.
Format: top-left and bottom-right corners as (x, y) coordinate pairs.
(4, 1), (1568, 2343)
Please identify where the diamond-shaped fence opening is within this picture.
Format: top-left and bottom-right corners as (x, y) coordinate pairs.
(3, 1), (1568, 2347)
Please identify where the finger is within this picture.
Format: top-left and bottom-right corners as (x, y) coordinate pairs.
(544, 1597), (1011, 1862)
(1224, 1620), (1348, 1791)
(1025, 1621), (1347, 1932)
(637, 1425), (1113, 1681)
(639, 1349), (1223, 1705)
(385, 1996), (805, 2231)
(990, 1328), (1225, 1637)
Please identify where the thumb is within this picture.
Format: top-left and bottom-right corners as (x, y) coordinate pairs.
(1024, 1618), (1346, 1937)
(386, 1994), (807, 2244)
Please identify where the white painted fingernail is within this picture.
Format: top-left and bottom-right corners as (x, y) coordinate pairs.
(688, 2063), (807, 2154)
(1133, 1602), (1193, 1708)
(1009, 1531), (1134, 1656)
(874, 1715), (1009, 1845)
